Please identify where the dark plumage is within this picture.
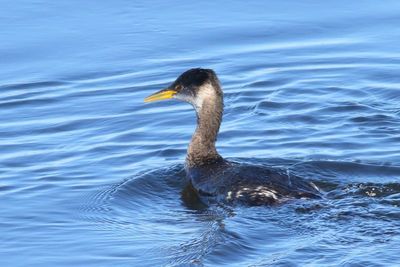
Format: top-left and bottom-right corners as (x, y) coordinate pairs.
(145, 68), (321, 206)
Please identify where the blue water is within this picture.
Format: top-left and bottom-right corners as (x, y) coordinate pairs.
(1, 1), (400, 266)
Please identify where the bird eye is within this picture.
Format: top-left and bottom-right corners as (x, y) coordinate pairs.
(175, 85), (183, 91)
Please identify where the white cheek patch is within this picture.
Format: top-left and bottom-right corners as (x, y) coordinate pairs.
(193, 83), (216, 112)
(174, 83), (216, 114)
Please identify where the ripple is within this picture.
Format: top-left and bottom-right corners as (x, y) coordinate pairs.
(3, 1), (400, 265)
(76, 158), (400, 265)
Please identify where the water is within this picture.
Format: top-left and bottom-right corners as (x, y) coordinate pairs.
(1, 1), (400, 266)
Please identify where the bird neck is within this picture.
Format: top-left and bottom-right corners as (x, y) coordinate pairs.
(186, 87), (223, 167)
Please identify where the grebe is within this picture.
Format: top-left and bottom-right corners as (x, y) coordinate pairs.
(145, 68), (320, 205)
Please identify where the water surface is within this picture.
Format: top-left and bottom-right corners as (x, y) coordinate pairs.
(1, 1), (400, 266)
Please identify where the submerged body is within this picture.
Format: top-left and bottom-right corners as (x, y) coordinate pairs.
(145, 68), (321, 205)
(187, 160), (320, 205)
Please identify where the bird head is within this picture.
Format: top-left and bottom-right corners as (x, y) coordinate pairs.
(144, 68), (222, 111)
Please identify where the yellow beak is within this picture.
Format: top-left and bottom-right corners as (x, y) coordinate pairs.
(144, 89), (177, 103)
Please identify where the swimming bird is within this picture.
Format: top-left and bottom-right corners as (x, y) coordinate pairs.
(144, 68), (320, 205)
